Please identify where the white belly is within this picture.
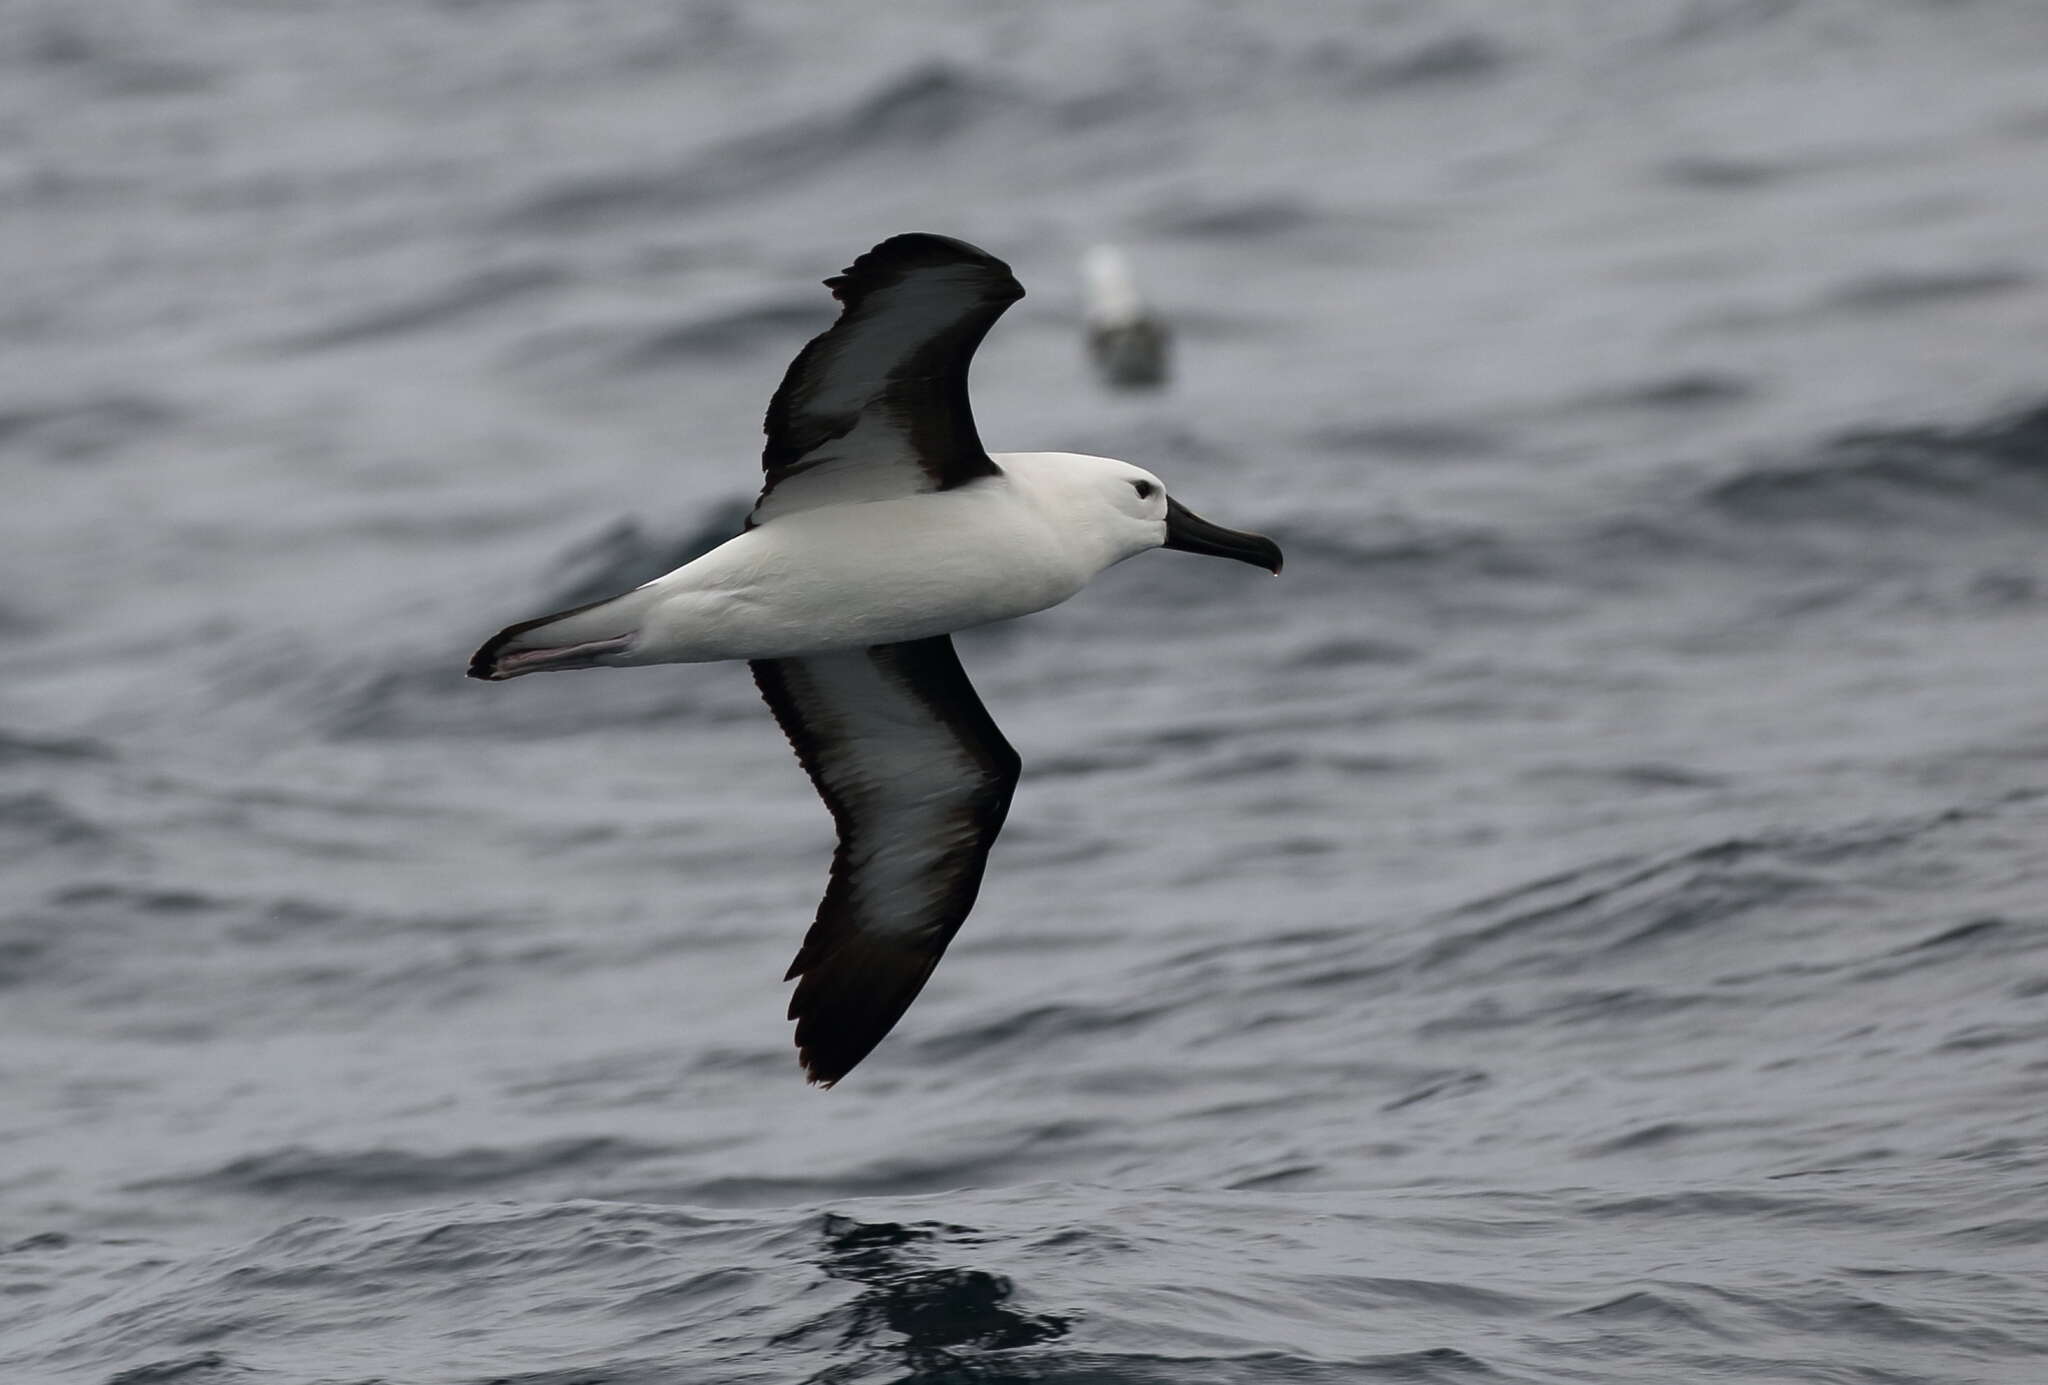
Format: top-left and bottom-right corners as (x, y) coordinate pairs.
(628, 482), (1092, 663)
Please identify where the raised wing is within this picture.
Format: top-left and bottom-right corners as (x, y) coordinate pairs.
(752, 233), (1024, 526)
(750, 635), (1020, 1085)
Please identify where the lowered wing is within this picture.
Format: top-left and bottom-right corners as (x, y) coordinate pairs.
(750, 635), (1020, 1085)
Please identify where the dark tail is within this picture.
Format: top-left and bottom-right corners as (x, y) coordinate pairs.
(468, 590), (651, 680)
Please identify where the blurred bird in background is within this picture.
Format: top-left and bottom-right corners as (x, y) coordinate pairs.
(1081, 244), (1171, 390)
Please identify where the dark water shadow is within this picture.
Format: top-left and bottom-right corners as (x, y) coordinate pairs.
(792, 1215), (1069, 1384)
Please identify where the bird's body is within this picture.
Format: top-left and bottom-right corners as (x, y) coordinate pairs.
(485, 453), (1154, 673)
(471, 234), (1278, 1085)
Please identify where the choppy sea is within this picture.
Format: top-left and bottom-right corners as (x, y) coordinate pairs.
(6, 3), (2048, 1381)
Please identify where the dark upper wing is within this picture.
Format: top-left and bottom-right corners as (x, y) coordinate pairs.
(752, 233), (1024, 526)
(750, 635), (1020, 1086)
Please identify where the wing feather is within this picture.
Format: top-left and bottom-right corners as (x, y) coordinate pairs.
(750, 635), (1020, 1085)
(752, 234), (1023, 526)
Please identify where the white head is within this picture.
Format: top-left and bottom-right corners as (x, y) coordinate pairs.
(997, 452), (1283, 575)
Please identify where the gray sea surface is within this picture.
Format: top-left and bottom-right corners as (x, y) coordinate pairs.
(6, 2), (2048, 1381)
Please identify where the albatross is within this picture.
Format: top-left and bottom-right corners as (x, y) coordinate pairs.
(470, 233), (1281, 1086)
(1082, 243), (1171, 389)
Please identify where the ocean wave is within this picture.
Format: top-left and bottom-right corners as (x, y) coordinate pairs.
(1706, 398), (2048, 527)
(274, 264), (568, 353)
(0, 391), (180, 464)
(503, 61), (1022, 233)
(1267, 393), (2048, 632)
(0, 791), (114, 862)
(130, 1137), (678, 1202)
(30, 1182), (2040, 1385)
(1305, 417), (1507, 459)
(1141, 194), (1322, 240)
(0, 1196), (1535, 1383)
(1144, 792), (2048, 1064)
(0, 728), (109, 766)
(1308, 32), (1515, 94)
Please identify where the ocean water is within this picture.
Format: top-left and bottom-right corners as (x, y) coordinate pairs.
(6, 2), (2048, 1381)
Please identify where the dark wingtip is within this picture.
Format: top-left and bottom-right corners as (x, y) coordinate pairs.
(824, 232), (1024, 308)
(467, 630), (513, 680)
(785, 932), (942, 1090)
(465, 592), (623, 683)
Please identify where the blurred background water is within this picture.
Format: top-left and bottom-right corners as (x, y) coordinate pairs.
(5, 2), (2048, 1381)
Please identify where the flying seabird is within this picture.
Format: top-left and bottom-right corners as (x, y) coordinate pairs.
(470, 233), (1280, 1086)
(1082, 244), (1171, 389)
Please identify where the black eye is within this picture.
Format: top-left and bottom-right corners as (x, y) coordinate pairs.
(1132, 480), (1157, 499)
